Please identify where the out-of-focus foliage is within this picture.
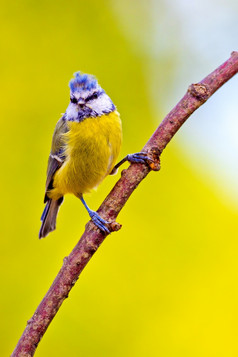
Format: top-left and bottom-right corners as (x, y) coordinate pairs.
(1, 1), (238, 356)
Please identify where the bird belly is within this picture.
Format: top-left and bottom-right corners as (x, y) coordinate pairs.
(50, 111), (122, 199)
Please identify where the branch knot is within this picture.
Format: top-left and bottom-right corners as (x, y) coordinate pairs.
(148, 147), (161, 171)
(188, 83), (210, 102)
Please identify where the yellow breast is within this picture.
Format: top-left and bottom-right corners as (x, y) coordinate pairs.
(50, 111), (122, 199)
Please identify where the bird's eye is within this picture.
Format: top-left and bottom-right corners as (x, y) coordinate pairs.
(70, 97), (77, 104)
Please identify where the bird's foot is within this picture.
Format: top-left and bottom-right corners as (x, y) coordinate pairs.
(89, 211), (111, 234)
(111, 150), (160, 174)
(127, 152), (154, 165)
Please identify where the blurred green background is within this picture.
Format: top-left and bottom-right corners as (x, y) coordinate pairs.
(1, 0), (238, 356)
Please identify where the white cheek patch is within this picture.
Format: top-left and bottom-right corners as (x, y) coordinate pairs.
(88, 93), (115, 116)
(65, 103), (78, 121)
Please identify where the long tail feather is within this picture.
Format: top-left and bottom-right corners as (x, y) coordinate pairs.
(39, 198), (63, 239)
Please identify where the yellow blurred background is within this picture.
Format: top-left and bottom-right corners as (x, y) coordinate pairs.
(1, 0), (238, 356)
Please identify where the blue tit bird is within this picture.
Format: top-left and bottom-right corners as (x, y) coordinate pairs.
(39, 72), (150, 238)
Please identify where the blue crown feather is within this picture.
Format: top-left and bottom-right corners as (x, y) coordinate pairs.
(69, 72), (98, 93)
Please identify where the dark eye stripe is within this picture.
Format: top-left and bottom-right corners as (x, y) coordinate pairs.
(85, 92), (98, 102)
(70, 97), (77, 104)
(85, 90), (104, 102)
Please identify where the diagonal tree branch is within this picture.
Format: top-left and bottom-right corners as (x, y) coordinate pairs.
(12, 51), (238, 357)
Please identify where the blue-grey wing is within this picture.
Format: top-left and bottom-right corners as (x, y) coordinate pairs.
(44, 117), (68, 202)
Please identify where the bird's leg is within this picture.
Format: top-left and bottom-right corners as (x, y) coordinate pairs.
(110, 152), (154, 175)
(80, 196), (110, 234)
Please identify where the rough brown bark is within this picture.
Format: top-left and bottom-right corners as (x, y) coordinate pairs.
(12, 51), (238, 357)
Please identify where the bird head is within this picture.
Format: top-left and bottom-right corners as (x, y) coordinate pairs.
(65, 72), (115, 122)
